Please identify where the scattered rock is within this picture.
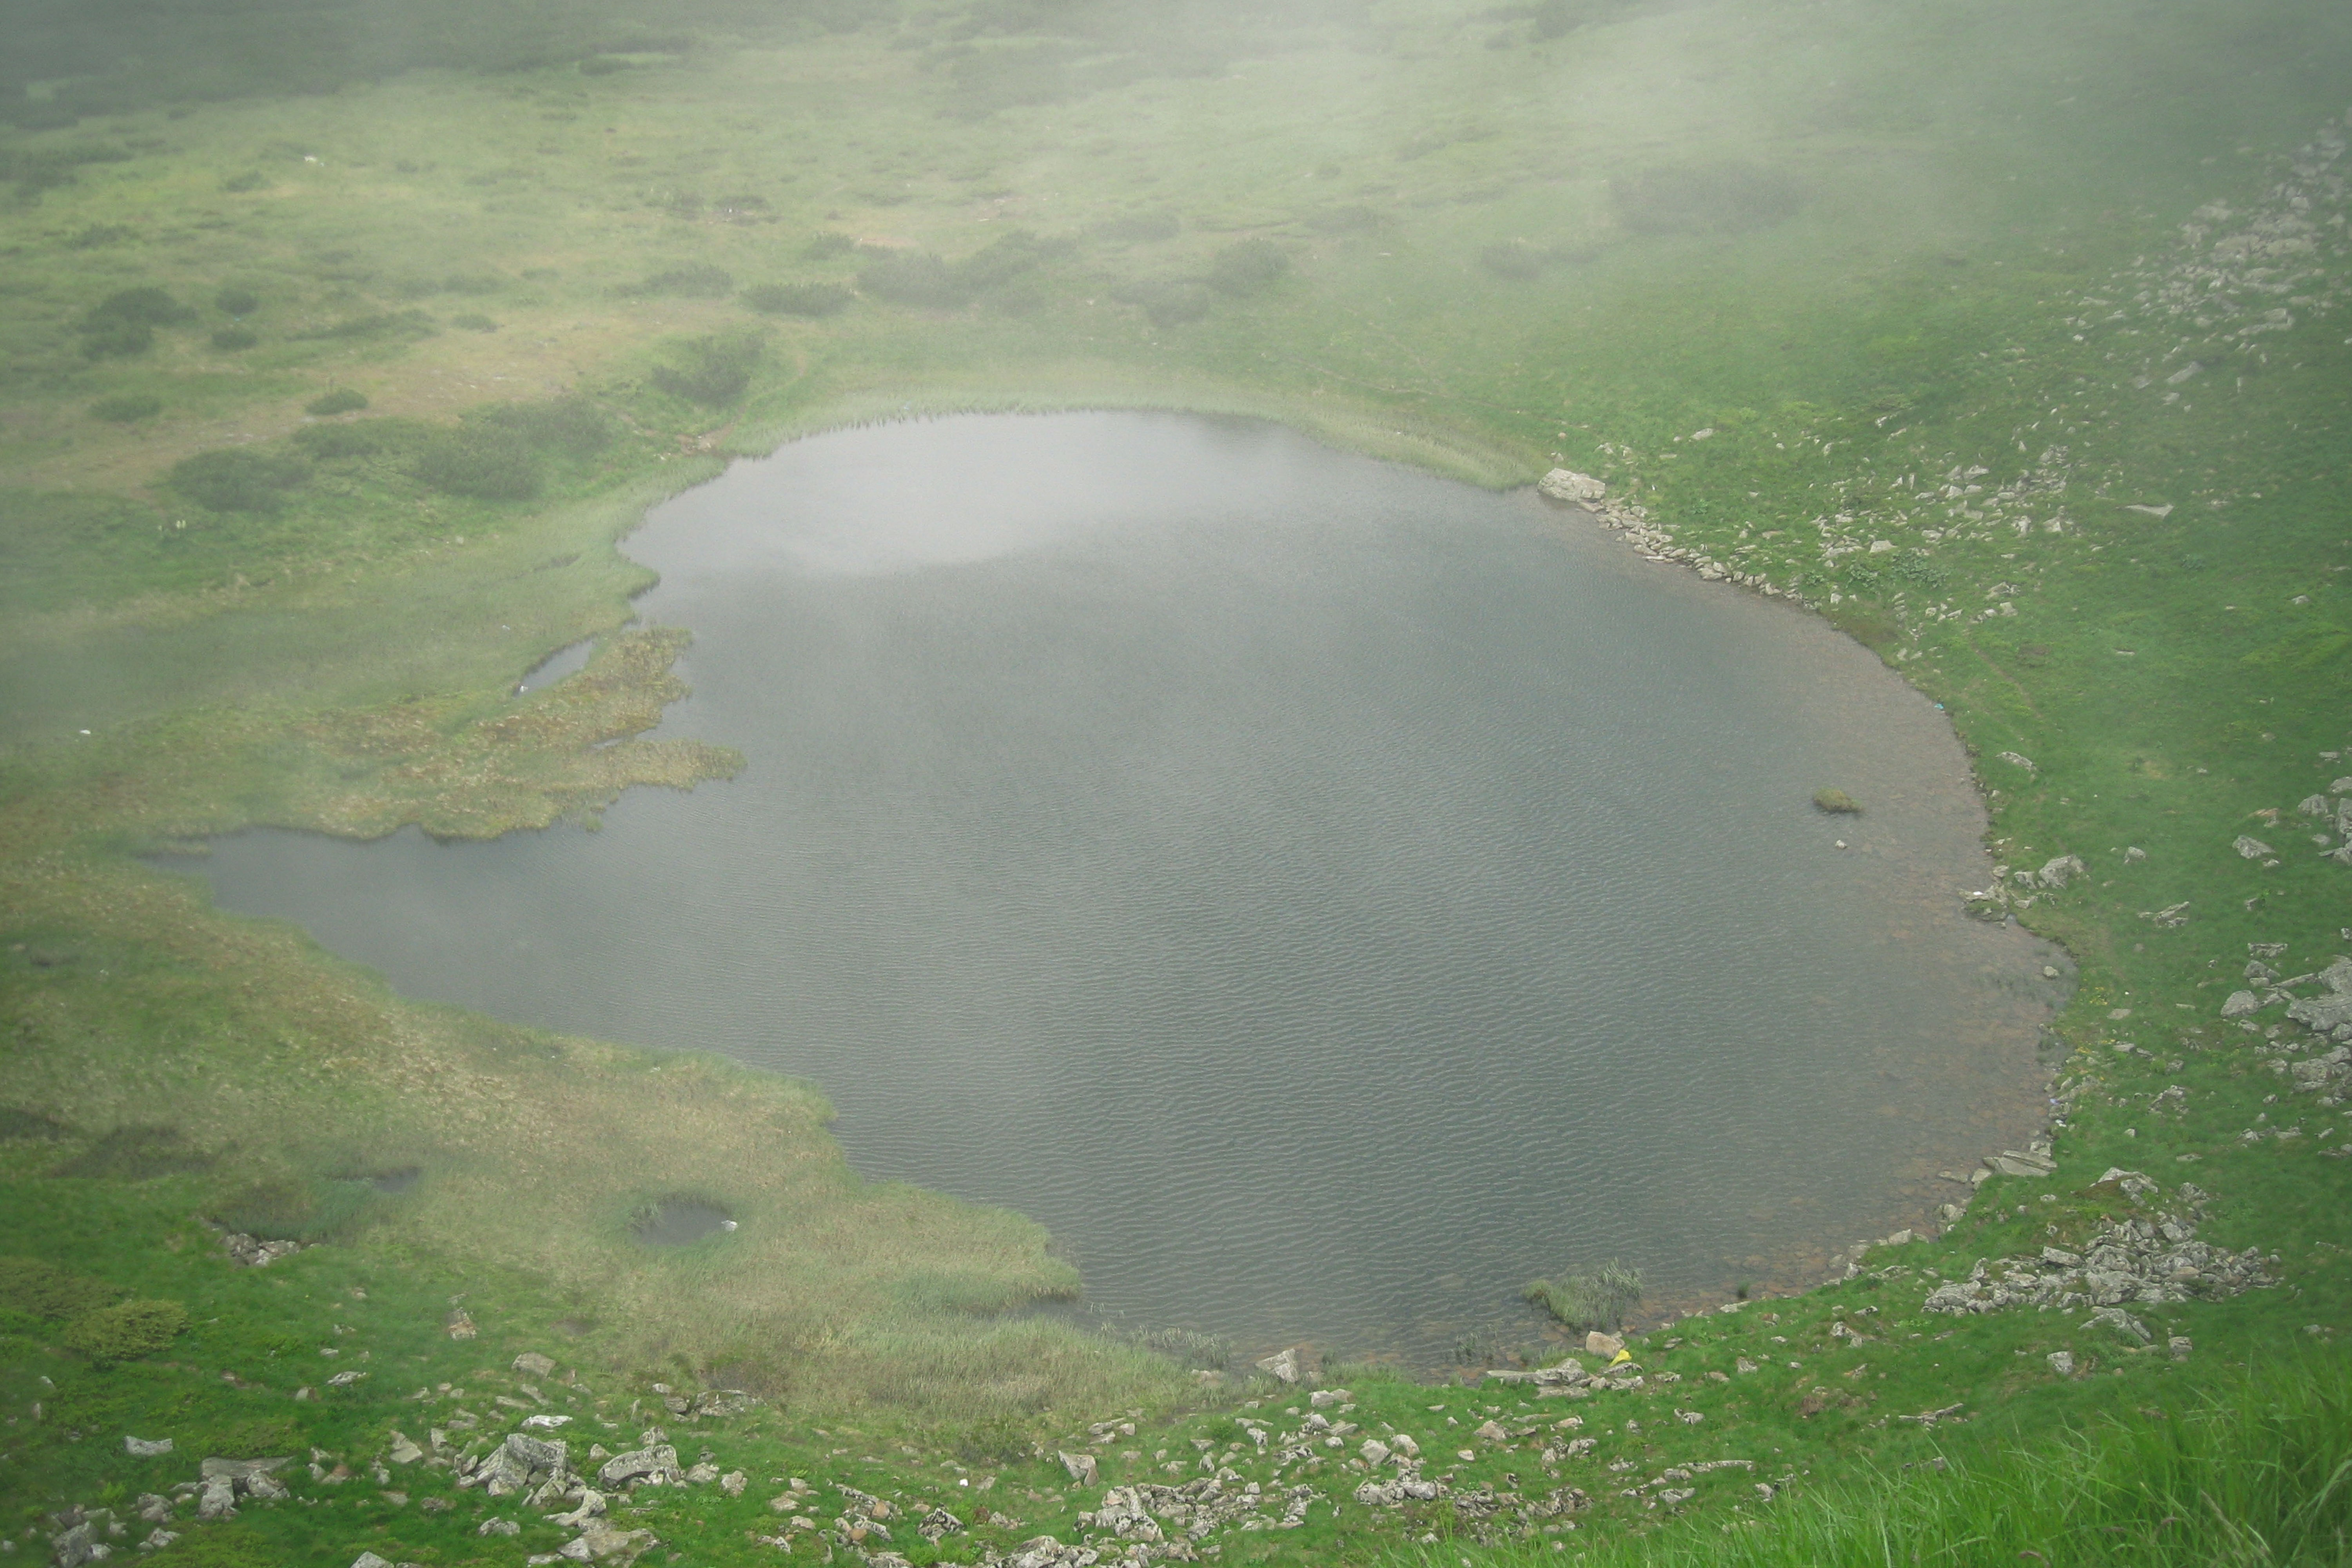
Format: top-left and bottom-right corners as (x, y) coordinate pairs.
(1058, 1451), (1099, 1488)
(2037, 854), (2088, 889)
(220, 1233), (301, 1268)
(1925, 1188), (2272, 1318)
(123, 1437), (172, 1458)
(719, 1470), (746, 1498)
(513, 1352), (557, 1378)
(1584, 1331), (1624, 1358)
(2234, 835), (2274, 860)
(2046, 1351), (2074, 1376)
(1252, 1347), (1306, 1385)
(2221, 990), (2263, 1018)
(479, 1519), (521, 1537)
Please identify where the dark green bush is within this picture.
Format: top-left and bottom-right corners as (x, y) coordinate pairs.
(91, 393), (163, 422)
(0, 1107), (71, 1141)
(80, 317), (154, 358)
(1113, 278), (1210, 328)
(61, 1300), (188, 1367)
(858, 251), (966, 309)
(291, 417), (423, 460)
(475, 395), (613, 457)
(741, 281), (853, 317)
(1206, 238), (1289, 296)
(955, 229), (1070, 294)
(450, 312), (499, 332)
(215, 285), (260, 316)
(304, 387), (368, 416)
(803, 232), (856, 260)
(221, 171), (268, 192)
(0, 1256), (119, 1319)
(648, 330), (764, 405)
(210, 327), (258, 351)
(624, 263), (735, 298)
(88, 287), (195, 328)
(412, 426), (541, 500)
(169, 449), (311, 514)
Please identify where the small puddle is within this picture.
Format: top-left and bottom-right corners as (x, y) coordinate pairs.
(632, 1198), (734, 1248)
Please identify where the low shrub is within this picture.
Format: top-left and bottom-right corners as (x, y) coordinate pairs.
(858, 251), (966, 309)
(291, 417), (423, 460)
(87, 287), (195, 328)
(91, 393), (163, 422)
(1113, 278), (1210, 328)
(169, 449), (311, 514)
(1206, 237), (1290, 296)
(741, 281), (852, 317)
(412, 426), (541, 500)
(215, 285), (260, 316)
(1523, 1258), (1643, 1332)
(0, 1108), (71, 1141)
(803, 231), (856, 260)
(476, 394), (614, 457)
(624, 263), (735, 298)
(450, 312), (499, 332)
(648, 330), (764, 405)
(220, 171), (268, 192)
(210, 327), (258, 351)
(304, 387), (369, 416)
(0, 1256), (118, 1319)
(61, 1299), (189, 1367)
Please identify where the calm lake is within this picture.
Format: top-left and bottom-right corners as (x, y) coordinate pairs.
(187, 412), (2063, 1363)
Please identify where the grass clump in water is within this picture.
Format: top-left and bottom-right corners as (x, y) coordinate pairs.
(1813, 787), (1862, 814)
(1523, 1258), (1643, 1333)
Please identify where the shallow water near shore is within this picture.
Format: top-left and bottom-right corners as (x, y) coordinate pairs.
(188, 411), (2064, 1363)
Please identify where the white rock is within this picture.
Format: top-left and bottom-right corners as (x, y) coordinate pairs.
(123, 1437), (172, 1458)
(2046, 1351), (2074, 1376)
(1253, 1347), (1305, 1385)
(2235, 836), (2274, 859)
(1537, 469), (1608, 504)
(1058, 1451), (1099, 1487)
(2221, 990), (2262, 1018)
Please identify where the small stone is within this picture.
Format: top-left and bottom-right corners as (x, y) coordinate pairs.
(480, 1519), (521, 1537)
(719, 1471), (746, 1498)
(1254, 1347), (1306, 1385)
(2169, 1336), (2193, 1361)
(2235, 835), (2274, 860)
(2046, 1351), (2074, 1377)
(1058, 1451), (1099, 1488)
(352, 1555), (397, 1568)
(123, 1437), (172, 1458)
(1584, 1331), (1624, 1359)
(513, 1352), (557, 1378)
(1473, 1420), (1508, 1443)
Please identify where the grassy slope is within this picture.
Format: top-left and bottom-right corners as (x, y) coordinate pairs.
(3, 0), (2351, 1561)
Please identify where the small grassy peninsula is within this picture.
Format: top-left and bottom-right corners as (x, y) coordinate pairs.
(3, 1), (2351, 1565)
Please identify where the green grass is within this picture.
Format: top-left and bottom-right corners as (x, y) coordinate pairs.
(0, 0), (2350, 1560)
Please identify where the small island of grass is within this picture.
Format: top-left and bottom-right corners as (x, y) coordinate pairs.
(1813, 787), (1862, 814)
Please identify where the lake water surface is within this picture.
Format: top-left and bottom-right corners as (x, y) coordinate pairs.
(189, 412), (2063, 1362)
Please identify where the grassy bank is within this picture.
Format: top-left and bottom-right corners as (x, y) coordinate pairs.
(4, 0), (2351, 1562)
